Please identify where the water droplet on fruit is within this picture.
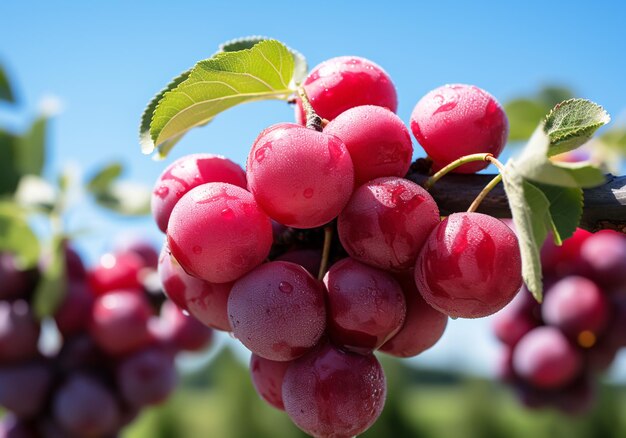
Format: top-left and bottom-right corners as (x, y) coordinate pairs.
(192, 246), (202, 255)
(154, 186), (169, 198)
(255, 146), (270, 163)
(303, 188), (314, 198)
(279, 281), (293, 294)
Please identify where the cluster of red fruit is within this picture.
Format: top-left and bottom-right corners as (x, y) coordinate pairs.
(494, 229), (626, 413)
(0, 241), (213, 437)
(153, 55), (522, 437)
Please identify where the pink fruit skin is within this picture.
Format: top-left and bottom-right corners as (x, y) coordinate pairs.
(227, 261), (326, 362)
(249, 354), (291, 410)
(542, 276), (610, 340)
(295, 56), (397, 123)
(282, 343), (386, 438)
(410, 84), (508, 173)
(151, 153), (247, 233)
(512, 326), (582, 389)
(247, 123), (354, 229)
(323, 258), (406, 353)
(324, 105), (413, 186)
(338, 177), (440, 271)
(415, 212), (522, 318)
(380, 272), (448, 358)
(158, 244), (233, 331)
(167, 182), (272, 284)
(90, 291), (154, 356)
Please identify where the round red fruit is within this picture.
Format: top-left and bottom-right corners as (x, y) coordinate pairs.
(410, 84), (508, 173)
(415, 212), (522, 318)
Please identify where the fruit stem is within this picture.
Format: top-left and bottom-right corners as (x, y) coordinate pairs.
(297, 87), (323, 132)
(467, 156), (506, 212)
(467, 174), (503, 213)
(424, 153), (494, 190)
(318, 225), (333, 280)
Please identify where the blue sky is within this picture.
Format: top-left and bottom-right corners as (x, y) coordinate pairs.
(1, 0), (626, 377)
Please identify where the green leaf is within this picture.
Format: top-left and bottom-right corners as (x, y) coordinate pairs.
(87, 162), (123, 193)
(598, 127), (626, 154)
(139, 69), (191, 155)
(0, 64), (15, 103)
(15, 117), (47, 176)
(516, 126), (605, 188)
(502, 162), (551, 301)
(504, 99), (547, 141)
(145, 39), (296, 158)
(0, 205), (40, 268)
(218, 36), (307, 85)
(538, 86), (574, 107)
(503, 86), (574, 142)
(93, 181), (151, 216)
(0, 130), (20, 195)
(33, 236), (67, 319)
(533, 183), (583, 244)
(544, 99), (610, 157)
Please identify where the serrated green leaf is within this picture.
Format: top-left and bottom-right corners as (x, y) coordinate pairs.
(544, 99), (610, 156)
(516, 126), (606, 188)
(139, 69), (191, 154)
(33, 236), (66, 319)
(146, 40), (296, 157)
(93, 181), (151, 216)
(218, 36), (307, 85)
(87, 162), (123, 193)
(0, 130), (20, 195)
(534, 183), (583, 244)
(502, 162), (550, 301)
(0, 208), (40, 268)
(15, 117), (47, 176)
(504, 99), (547, 141)
(0, 64), (14, 103)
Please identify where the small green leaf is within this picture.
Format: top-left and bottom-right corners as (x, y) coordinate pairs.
(218, 36), (307, 85)
(534, 183), (583, 244)
(502, 162), (551, 301)
(0, 130), (20, 195)
(504, 99), (547, 141)
(33, 236), (67, 319)
(145, 39), (296, 157)
(0, 64), (15, 103)
(503, 86), (574, 142)
(544, 99), (610, 157)
(87, 162), (123, 193)
(15, 117), (47, 176)
(516, 126), (605, 188)
(139, 69), (191, 155)
(93, 181), (151, 216)
(0, 206), (40, 268)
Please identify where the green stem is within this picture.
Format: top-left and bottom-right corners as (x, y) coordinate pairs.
(466, 155), (506, 212)
(424, 153), (494, 190)
(318, 225), (333, 280)
(467, 174), (503, 213)
(297, 87), (323, 132)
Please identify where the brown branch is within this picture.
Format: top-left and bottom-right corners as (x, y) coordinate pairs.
(405, 170), (626, 234)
